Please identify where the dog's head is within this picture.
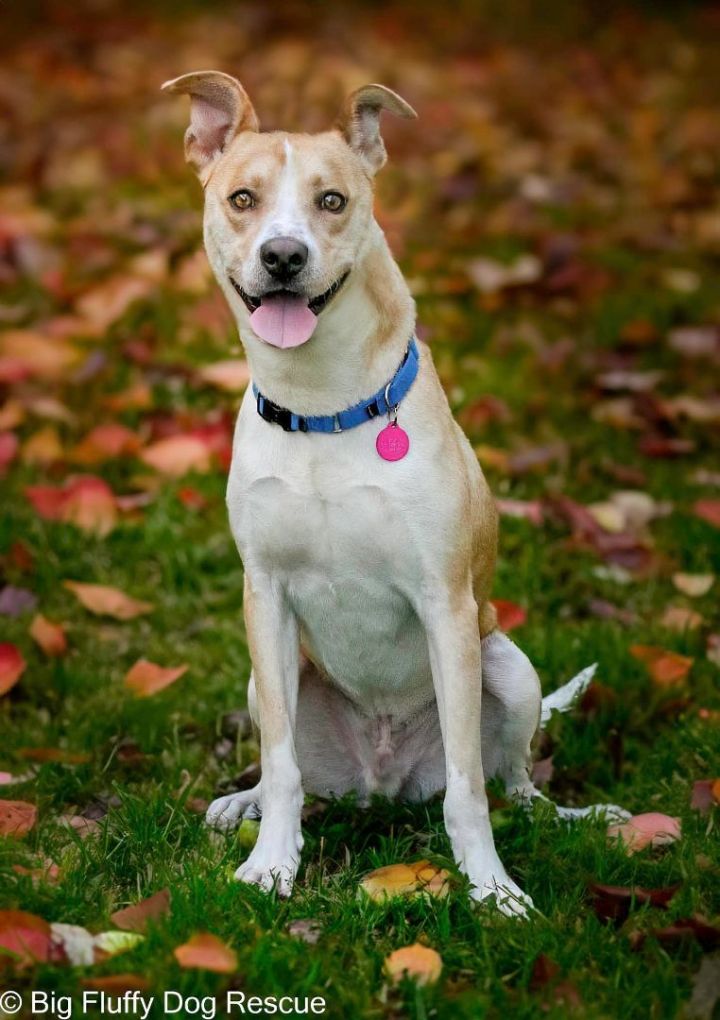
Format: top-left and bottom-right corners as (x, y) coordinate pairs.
(162, 71), (416, 350)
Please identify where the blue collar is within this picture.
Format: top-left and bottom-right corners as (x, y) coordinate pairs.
(252, 337), (419, 433)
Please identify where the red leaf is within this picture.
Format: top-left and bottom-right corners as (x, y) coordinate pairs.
(0, 432), (19, 474)
(694, 500), (720, 528)
(0, 910), (52, 967)
(0, 643), (26, 696)
(492, 599), (527, 632)
(588, 882), (679, 923)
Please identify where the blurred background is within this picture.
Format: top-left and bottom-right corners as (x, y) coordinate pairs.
(1, 3), (719, 1014)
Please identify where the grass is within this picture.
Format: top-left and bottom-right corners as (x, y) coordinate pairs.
(2, 1), (720, 1016)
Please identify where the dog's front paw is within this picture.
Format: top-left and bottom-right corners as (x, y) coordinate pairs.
(234, 828), (303, 897)
(468, 870), (534, 918)
(206, 784), (261, 831)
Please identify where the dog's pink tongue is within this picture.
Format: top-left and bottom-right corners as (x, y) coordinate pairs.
(250, 294), (317, 348)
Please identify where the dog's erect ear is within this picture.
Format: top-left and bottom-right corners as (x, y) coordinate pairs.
(161, 71), (259, 180)
(338, 84), (417, 174)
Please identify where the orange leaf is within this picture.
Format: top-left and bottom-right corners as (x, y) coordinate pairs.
(141, 435), (211, 477)
(492, 598), (527, 632)
(660, 606), (703, 632)
(83, 974), (150, 993)
(29, 614), (68, 657)
(0, 330), (80, 380)
(197, 359), (251, 392)
(173, 933), (237, 973)
(0, 800), (37, 838)
(26, 476), (118, 536)
(0, 643), (26, 695)
(63, 581), (153, 620)
(607, 812), (681, 854)
(111, 889), (170, 932)
(22, 425), (63, 465)
(73, 423), (142, 464)
(693, 500), (720, 528)
(384, 943), (443, 986)
(124, 660), (188, 697)
(75, 274), (153, 330)
(0, 910), (52, 966)
(630, 645), (693, 686)
(360, 860), (451, 901)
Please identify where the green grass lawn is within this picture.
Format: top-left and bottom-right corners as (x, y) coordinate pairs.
(1, 2), (720, 1017)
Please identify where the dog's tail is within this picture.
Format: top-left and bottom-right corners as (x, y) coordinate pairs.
(540, 663), (596, 729)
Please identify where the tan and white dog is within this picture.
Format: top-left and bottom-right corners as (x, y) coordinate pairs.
(163, 72), (626, 915)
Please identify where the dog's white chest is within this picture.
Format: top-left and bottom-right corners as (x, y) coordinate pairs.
(227, 400), (434, 713)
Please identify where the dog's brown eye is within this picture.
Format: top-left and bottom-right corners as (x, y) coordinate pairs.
(229, 189), (255, 210)
(320, 191), (346, 213)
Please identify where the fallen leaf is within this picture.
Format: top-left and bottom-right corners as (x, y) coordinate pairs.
(29, 614), (68, 656)
(660, 606), (704, 631)
(12, 860), (61, 884)
(63, 582), (153, 620)
(111, 889), (170, 932)
(668, 326), (719, 357)
(685, 952), (720, 1020)
(607, 812), (681, 853)
(496, 498), (543, 525)
(531, 756), (554, 787)
(26, 476), (118, 536)
(630, 645), (693, 686)
(75, 274), (153, 330)
(0, 800), (37, 837)
(492, 599), (527, 632)
(173, 933), (237, 973)
(384, 943), (442, 986)
(82, 974), (150, 993)
(141, 435), (212, 477)
(672, 573), (714, 597)
(0, 330), (80, 379)
(632, 917), (720, 952)
(0, 585), (37, 617)
(124, 660), (188, 697)
(588, 882), (679, 923)
(694, 500), (720, 528)
(0, 431), (19, 473)
(0, 910), (51, 966)
(0, 643), (26, 695)
(197, 359), (250, 392)
(691, 780), (720, 815)
(22, 425), (63, 465)
(360, 860), (451, 901)
(73, 424), (142, 464)
(18, 747), (90, 764)
(93, 931), (145, 958)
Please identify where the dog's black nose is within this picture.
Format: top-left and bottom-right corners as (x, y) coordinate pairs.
(260, 237), (308, 280)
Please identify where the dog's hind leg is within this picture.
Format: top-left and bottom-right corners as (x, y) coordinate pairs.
(481, 631), (629, 822)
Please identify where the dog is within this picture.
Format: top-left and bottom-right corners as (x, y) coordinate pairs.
(163, 72), (627, 915)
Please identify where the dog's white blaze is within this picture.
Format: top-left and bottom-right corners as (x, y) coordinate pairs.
(255, 139), (315, 254)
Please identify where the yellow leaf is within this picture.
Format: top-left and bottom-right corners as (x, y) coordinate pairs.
(384, 943), (442, 986)
(360, 860), (451, 901)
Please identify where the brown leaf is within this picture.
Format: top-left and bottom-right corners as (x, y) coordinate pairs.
(632, 917), (720, 952)
(630, 645), (693, 686)
(384, 943), (442, 986)
(0, 799), (37, 837)
(63, 581), (153, 620)
(29, 614), (68, 657)
(124, 660), (188, 697)
(82, 974), (151, 993)
(531, 756), (554, 787)
(18, 747), (90, 764)
(0, 642), (26, 695)
(588, 882), (680, 924)
(691, 779), (720, 815)
(111, 889), (170, 932)
(360, 860), (451, 901)
(173, 933), (237, 973)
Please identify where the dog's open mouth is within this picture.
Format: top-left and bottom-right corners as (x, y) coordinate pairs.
(230, 273), (349, 349)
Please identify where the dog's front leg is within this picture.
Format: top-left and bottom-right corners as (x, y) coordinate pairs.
(422, 588), (533, 916)
(234, 573), (303, 897)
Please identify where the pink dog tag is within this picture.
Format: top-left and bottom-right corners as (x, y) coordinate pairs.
(376, 422), (410, 461)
